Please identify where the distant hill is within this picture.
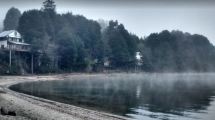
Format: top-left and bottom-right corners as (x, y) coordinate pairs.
(140, 30), (215, 72)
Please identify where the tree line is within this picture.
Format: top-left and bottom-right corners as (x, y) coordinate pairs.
(1, 4), (215, 74)
(139, 30), (215, 72)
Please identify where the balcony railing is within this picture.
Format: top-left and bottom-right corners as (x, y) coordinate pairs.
(0, 46), (31, 52)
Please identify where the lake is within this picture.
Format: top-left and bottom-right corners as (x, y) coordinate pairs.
(10, 73), (215, 120)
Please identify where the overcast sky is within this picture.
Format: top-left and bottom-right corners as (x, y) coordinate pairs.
(0, 0), (215, 44)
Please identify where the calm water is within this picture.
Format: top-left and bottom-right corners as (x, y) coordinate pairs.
(10, 74), (215, 120)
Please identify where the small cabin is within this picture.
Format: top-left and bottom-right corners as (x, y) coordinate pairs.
(0, 30), (30, 52)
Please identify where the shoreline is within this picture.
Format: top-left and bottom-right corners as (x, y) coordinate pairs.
(0, 74), (128, 120)
(1, 72), (215, 120)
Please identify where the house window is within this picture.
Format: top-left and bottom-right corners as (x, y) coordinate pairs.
(1, 45), (4, 49)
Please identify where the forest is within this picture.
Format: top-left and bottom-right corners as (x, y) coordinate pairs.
(1, 0), (215, 74)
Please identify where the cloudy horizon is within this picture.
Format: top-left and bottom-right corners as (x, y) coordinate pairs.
(0, 0), (215, 44)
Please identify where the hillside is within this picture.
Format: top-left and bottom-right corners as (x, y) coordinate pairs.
(0, 2), (138, 74)
(1, 1), (215, 74)
(140, 30), (215, 72)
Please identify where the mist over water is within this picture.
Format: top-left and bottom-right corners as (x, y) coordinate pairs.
(10, 73), (215, 120)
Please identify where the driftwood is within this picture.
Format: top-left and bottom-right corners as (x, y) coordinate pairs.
(0, 107), (16, 116)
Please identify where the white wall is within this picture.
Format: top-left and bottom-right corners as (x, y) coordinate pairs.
(0, 40), (8, 48)
(9, 31), (21, 39)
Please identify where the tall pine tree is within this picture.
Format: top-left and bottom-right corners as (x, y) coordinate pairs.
(42, 0), (56, 12)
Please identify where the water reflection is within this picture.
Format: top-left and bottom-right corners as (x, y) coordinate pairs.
(10, 74), (215, 120)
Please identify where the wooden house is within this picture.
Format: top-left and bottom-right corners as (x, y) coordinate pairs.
(0, 30), (30, 52)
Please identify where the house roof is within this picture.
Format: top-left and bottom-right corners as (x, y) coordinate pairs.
(0, 30), (16, 38)
(8, 41), (30, 46)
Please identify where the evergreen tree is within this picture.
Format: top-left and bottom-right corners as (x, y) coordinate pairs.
(3, 7), (21, 30)
(56, 27), (87, 71)
(104, 21), (137, 69)
(42, 0), (56, 12)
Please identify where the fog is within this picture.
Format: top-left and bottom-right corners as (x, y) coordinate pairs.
(0, 0), (215, 44)
(10, 73), (215, 120)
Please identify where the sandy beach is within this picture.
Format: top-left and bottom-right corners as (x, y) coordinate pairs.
(0, 74), (128, 120)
